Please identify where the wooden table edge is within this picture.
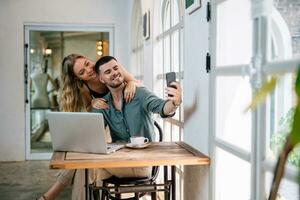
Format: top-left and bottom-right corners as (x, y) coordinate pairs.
(49, 142), (210, 169)
(176, 142), (210, 159)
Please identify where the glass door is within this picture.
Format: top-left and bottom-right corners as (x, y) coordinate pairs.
(24, 24), (114, 160)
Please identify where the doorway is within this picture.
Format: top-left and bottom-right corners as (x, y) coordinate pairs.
(24, 23), (114, 160)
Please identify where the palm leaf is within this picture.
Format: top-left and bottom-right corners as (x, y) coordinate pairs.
(245, 76), (278, 112)
(295, 68), (300, 96)
(290, 69), (300, 146)
(290, 105), (300, 146)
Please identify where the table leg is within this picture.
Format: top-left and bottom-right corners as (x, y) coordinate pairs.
(171, 166), (176, 200)
(164, 166), (169, 200)
(85, 169), (89, 200)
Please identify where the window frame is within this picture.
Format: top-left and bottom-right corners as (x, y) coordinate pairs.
(155, 0), (184, 133)
(210, 1), (300, 200)
(153, 0), (185, 199)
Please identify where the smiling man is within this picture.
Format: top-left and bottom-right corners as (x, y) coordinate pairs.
(93, 56), (182, 142)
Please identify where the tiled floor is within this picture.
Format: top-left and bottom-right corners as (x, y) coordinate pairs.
(0, 161), (154, 200)
(0, 161), (71, 200)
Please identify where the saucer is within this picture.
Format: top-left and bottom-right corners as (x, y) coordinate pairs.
(125, 142), (151, 149)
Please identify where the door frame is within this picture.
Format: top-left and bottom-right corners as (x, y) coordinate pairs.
(24, 23), (115, 160)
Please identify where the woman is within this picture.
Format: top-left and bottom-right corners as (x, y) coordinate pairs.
(38, 54), (137, 200)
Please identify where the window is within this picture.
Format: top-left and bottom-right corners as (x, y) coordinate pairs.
(154, 0), (184, 140)
(131, 0), (144, 82)
(153, 0), (184, 199)
(212, 0), (253, 199)
(211, 0), (300, 199)
(264, 1), (300, 199)
(216, 0), (252, 66)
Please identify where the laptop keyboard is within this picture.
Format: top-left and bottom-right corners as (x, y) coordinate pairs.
(107, 143), (124, 151)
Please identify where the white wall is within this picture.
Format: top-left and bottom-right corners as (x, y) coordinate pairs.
(183, 0), (210, 155)
(0, 0), (132, 161)
(183, 0), (210, 199)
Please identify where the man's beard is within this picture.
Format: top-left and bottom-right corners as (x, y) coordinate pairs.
(107, 76), (124, 88)
(107, 81), (123, 88)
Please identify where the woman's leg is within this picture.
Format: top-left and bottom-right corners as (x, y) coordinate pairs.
(39, 169), (76, 200)
(40, 181), (67, 200)
(71, 169), (112, 200)
(40, 167), (151, 200)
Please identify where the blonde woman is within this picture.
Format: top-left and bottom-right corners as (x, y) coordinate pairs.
(38, 54), (137, 200)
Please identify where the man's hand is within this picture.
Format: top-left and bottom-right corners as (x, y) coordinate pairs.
(166, 82), (182, 107)
(163, 82), (182, 116)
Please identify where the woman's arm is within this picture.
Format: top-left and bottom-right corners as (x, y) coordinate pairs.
(119, 64), (137, 103)
(81, 84), (109, 111)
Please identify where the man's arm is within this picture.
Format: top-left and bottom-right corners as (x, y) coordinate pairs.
(141, 82), (182, 117)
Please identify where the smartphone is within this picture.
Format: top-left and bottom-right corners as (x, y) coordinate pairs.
(166, 72), (176, 97)
(166, 72), (176, 87)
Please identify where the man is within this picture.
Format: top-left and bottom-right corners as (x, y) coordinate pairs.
(93, 56), (182, 143)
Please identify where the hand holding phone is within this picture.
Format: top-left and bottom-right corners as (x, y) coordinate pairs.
(166, 72), (176, 87)
(166, 72), (176, 97)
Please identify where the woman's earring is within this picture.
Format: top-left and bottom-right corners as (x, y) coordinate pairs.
(77, 79), (83, 86)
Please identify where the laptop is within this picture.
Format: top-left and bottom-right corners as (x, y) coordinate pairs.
(48, 112), (124, 154)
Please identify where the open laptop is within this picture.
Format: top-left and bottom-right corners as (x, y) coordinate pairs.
(48, 112), (124, 154)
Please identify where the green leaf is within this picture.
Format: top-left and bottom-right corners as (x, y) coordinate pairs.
(290, 69), (300, 146)
(245, 76), (278, 112)
(290, 105), (300, 146)
(295, 68), (300, 97)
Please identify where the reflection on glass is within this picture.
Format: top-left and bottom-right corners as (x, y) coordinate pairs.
(266, 172), (299, 200)
(216, 76), (252, 151)
(164, 121), (172, 141)
(266, 74), (299, 167)
(164, 0), (171, 31)
(153, 40), (164, 77)
(164, 35), (171, 72)
(29, 31), (109, 153)
(216, 0), (252, 66)
(180, 78), (184, 122)
(179, 28), (184, 72)
(171, 124), (180, 141)
(131, 14), (144, 81)
(171, 0), (179, 26)
(172, 31), (179, 72)
(215, 147), (251, 200)
(154, 79), (164, 101)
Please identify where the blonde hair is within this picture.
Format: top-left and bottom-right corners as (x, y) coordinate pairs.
(60, 54), (87, 112)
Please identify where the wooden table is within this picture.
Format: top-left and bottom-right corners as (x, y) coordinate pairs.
(50, 142), (210, 200)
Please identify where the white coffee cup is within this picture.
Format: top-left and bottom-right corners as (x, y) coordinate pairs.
(130, 136), (149, 146)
